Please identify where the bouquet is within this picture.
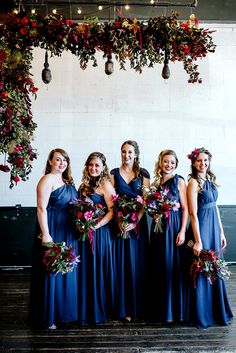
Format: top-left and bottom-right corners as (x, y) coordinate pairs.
(143, 185), (180, 233)
(187, 240), (231, 288)
(112, 194), (144, 239)
(72, 197), (106, 252)
(42, 242), (80, 275)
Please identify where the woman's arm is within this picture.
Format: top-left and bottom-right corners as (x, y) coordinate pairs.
(37, 175), (53, 244)
(187, 178), (202, 256)
(176, 177), (188, 246)
(94, 181), (115, 229)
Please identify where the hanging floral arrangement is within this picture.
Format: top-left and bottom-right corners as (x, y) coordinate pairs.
(0, 11), (216, 188)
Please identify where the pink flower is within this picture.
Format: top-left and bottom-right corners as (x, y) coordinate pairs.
(173, 201), (180, 211)
(84, 211), (94, 221)
(66, 20), (74, 25)
(131, 212), (138, 222)
(136, 195), (144, 205)
(97, 204), (104, 209)
(112, 194), (119, 202)
(117, 211), (123, 217)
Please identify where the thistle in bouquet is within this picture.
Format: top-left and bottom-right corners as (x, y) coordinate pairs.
(187, 240), (231, 289)
(112, 194), (144, 239)
(72, 196), (106, 251)
(143, 185), (180, 233)
(42, 241), (80, 275)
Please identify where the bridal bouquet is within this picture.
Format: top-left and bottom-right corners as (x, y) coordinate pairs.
(187, 240), (231, 288)
(112, 194), (144, 239)
(42, 242), (80, 275)
(72, 197), (106, 252)
(143, 185), (180, 233)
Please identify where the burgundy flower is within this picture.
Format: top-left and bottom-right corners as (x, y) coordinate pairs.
(12, 175), (20, 183)
(19, 27), (27, 35)
(0, 164), (10, 172)
(21, 16), (29, 25)
(31, 21), (38, 27)
(1, 91), (8, 99)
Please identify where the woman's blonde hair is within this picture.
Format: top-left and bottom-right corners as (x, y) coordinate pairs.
(153, 149), (178, 188)
(80, 152), (111, 194)
(45, 148), (74, 185)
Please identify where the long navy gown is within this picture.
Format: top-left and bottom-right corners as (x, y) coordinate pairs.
(186, 179), (233, 328)
(29, 184), (79, 328)
(111, 168), (150, 320)
(148, 174), (186, 322)
(78, 193), (115, 324)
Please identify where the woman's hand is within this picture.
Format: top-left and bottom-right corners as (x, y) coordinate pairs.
(176, 231), (185, 246)
(221, 231), (227, 249)
(193, 241), (202, 256)
(42, 233), (53, 244)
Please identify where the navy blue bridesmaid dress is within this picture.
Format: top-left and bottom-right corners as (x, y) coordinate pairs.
(29, 184), (79, 328)
(77, 193), (115, 324)
(186, 180), (233, 328)
(111, 168), (150, 320)
(148, 174), (186, 323)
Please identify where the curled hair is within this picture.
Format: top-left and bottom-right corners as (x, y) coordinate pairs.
(121, 140), (140, 178)
(153, 150), (178, 188)
(80, 152), (111, 194)
(188, 148), (218, 191)
(45, 148), (74, 185)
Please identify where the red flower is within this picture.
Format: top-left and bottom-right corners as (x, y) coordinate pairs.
(1, 91), (8, 99)
(31, 21), (38, 27)
(0, 164), (10, 172)
(19, 28), (27, 35)
(181, 22), (189, 30)
(76, 212), (83, 219)
(12, 175), (20, 183)
(14, 157), (24, 168)
(21, 16), (29, 25)
(114, 21), (120, 28)
(66, 20), (74, 25)
(183, 45), (190, 54)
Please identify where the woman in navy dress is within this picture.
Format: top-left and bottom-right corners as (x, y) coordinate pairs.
(111, 140), (150, 322)
(186, 147), (233, 328)
(29, 148), (79, 329)
(78, 152), (116, 324)
(148, 150), (188, 323)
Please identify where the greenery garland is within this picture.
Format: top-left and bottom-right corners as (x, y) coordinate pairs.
(0, 11), (216, 188)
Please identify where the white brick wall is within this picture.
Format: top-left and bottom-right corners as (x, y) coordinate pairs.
(1, 23), (236, 206)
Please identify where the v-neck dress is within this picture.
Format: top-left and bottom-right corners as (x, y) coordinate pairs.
(29, 184), (79, 328)
(111, 167), (150, 320)
(148, 174), (186, 322)
(186, 179), (233, 328)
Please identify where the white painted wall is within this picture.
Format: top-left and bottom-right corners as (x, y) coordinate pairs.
(1, 23), (236, 206)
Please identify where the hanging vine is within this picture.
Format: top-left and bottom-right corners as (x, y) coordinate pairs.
(0, 11), (216, 188)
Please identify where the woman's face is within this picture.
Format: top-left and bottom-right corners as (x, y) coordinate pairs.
(161, 154), (177, 175)
(194, 152), (210, 173)
(87, 157), (104, 178)
(121, 144), (136, 166)
(49, 152), (68, 174)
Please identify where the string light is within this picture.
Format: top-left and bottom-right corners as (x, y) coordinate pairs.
(31, 8), (36, 14)
(125, 4), (130, 10)
(150, 0), (155, 4)
(52, 8), (57, 15)
(13, 9), (19, 14)
(98, 5), (103, 11)
(77, 7), (82, 15)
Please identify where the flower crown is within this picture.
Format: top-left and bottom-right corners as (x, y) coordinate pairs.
(187, 147), (211, 162)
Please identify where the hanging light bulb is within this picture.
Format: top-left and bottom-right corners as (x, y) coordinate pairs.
(31, 8), (36, 14)
(98, 5), (103, 11)
(77, 7), (82, 15)
(162, 50), (170, 80)
(125, 4), (130, 10)
(13, 8), (19, 14)
(150, 0), (155, 4)
(42, 51), (52, 84)
(52, 8), (57, 15)
(105, 55), (114, 75)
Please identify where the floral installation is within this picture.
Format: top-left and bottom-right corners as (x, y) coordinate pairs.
(72, 196), (106, 253)
(112, 194), (144, 239)
(42, 241), (80, 275)
(143, 185), (180, 233)
(187, 240), (231, 289)
(0, 11), (216, 187)
(187, 147), (211, 162)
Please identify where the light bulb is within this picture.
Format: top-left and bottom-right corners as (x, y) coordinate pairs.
(77, 7), (82, 14)
(52, 8), (57, 14)
(98, 5), (103, 11)
(125, 4), (130, 10)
